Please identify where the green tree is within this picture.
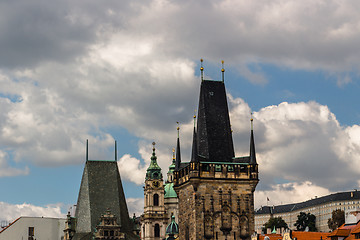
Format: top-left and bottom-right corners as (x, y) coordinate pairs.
(294, 212), (317, 232)
(263, 217), (288, 232)
(328, 209), (345, 230)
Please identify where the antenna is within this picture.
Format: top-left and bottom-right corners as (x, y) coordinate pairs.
(86, 139), (88, 161)
(115, 140), (117, 161)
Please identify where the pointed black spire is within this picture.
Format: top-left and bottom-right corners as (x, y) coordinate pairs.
(175, 123), (181, 170)
(191, 114), (198, 162)
(249, 117), (257, 165)
(196, 80), (235, 162)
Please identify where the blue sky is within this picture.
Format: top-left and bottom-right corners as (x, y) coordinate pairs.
(1, 0), (360, 221)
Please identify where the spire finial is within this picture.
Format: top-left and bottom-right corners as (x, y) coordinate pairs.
(200, 58), (204, 81)
(176, 122), (180, 138)
(152, 141), (156, 152)
(172, 148), (175, 162)
(251, 112), (254, 130)
(221, 60), (225, 82)
(193, 110), (197, 128)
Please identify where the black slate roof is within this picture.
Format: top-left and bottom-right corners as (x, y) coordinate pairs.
(256, 191), (360, 215)
(196, 80), (235, 162)
(74, 160), (138, 240)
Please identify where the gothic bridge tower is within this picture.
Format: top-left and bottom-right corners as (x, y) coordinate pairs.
(173, 60), (259, 240)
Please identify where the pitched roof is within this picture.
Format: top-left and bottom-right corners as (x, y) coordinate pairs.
(196, 80), (234, 162)
(74, 160), (138, 240)
(291, 231), (330, 240)
(350, 221), (360, 234)
(255, 233), (282, 240)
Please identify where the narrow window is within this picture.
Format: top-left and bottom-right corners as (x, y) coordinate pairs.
(153, 194), (159, 206)
(185, 225), (190, 240)
(154, 224), (160, 237)
(28, 227), (34, 237)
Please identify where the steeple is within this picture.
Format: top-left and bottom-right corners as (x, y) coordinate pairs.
(146, 142), (162, 180)
(191, 114), (198, 162)
(249, 117), (257, 165)
(196, 78), (235, 162)
(175, 123), (181, 170)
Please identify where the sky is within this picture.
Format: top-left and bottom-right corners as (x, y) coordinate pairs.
(1, 0), (360, 223)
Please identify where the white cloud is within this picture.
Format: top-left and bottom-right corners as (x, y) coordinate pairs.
(0, 151), (29, 177)
(255, 181), (331, 208)
(126, 198), (144, 217)
(0, 202), (64, 223)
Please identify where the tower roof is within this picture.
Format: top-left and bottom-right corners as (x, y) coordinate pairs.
(74, 160), (138, 239)
(250, 118), (257, 165)
(175, 125), (181, 170)
(166, 215), (179, 235)
(164, 182), (177, 198)
(146, 143), (162, 180)
(196, 80), (235, 162)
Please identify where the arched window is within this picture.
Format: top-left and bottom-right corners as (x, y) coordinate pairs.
(154, 223), (160, 237)
(153, 193), (159, 206)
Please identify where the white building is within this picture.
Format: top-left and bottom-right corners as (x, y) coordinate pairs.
(0, 217), (65, 240)
(255, 190), (360, 232)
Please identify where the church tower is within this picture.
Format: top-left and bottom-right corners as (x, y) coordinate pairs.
(164, 148), (179, 222)
(173, 60), (259, 240)
(141, 143), (168, 240)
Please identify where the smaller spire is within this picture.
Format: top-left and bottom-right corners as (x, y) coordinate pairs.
(249, 116), (257, 165)
(191, 114), (198, 162)
(221, 60), (225, 82)
(175, 123), (181, 170)
(200, 58), (204, 81)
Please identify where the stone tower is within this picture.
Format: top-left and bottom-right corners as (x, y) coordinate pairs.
(141, 143), (168, 240)
(173, 63), (259, 240)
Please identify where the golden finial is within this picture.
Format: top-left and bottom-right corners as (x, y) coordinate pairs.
(152, 141), (156, 150)
(193, 110), (197, 128)
(200, 58), (204, 81)
(176, 122), (180, 138)
(251, 113), (254, 130)
(221, 60), (225, 82)
(172, 148), (175, 160)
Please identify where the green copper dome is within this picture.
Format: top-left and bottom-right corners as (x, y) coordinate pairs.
(146, 145), (162, 180)
(164, 182), (177, 198)
(166, 215), (179, 235)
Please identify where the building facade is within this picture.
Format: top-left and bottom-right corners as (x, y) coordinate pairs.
(173, 63), (259, 240)
(255, 190), (360, 232)
(0, 217), (65, 240)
